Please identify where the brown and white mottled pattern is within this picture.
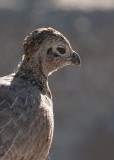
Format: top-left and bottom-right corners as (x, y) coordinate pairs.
(0, 27), (81, 160)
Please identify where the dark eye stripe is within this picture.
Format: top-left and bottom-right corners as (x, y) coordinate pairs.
(47, 48), (52, 55)
(57, 47), (66, 54)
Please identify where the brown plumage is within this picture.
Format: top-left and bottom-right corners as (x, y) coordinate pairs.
(0, 27), (81, 160)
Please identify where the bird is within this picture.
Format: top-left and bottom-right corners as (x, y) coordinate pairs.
(0, 27), (81, 160)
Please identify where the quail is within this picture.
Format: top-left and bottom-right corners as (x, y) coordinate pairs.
(0, 27), (81, 160)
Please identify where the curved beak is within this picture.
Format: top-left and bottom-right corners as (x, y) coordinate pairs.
(66, 51), (81, 66)
(71, 51), (81, 66)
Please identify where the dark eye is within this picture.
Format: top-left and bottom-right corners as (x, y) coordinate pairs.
(57, 46), (66, 54)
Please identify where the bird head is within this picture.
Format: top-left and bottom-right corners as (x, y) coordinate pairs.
(23, 27), (81, 76)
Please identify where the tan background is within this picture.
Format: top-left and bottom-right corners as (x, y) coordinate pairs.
(0, 0), (114, 159)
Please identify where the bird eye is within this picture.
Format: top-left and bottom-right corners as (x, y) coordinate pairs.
(57, 46), (66, 54)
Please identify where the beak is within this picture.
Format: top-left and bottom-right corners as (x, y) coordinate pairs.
(66, 51), (81, 66)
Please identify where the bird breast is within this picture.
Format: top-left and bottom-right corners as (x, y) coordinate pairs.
(23, 94), (54, 160)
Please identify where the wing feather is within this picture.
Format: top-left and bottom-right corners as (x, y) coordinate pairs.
(0, 75), (52, 160)
(0, 77), (40, 159)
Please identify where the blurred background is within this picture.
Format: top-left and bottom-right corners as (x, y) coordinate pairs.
(0, 0), (114, 159)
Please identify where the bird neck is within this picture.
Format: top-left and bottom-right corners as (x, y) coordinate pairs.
(15, 56), (52, 99)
